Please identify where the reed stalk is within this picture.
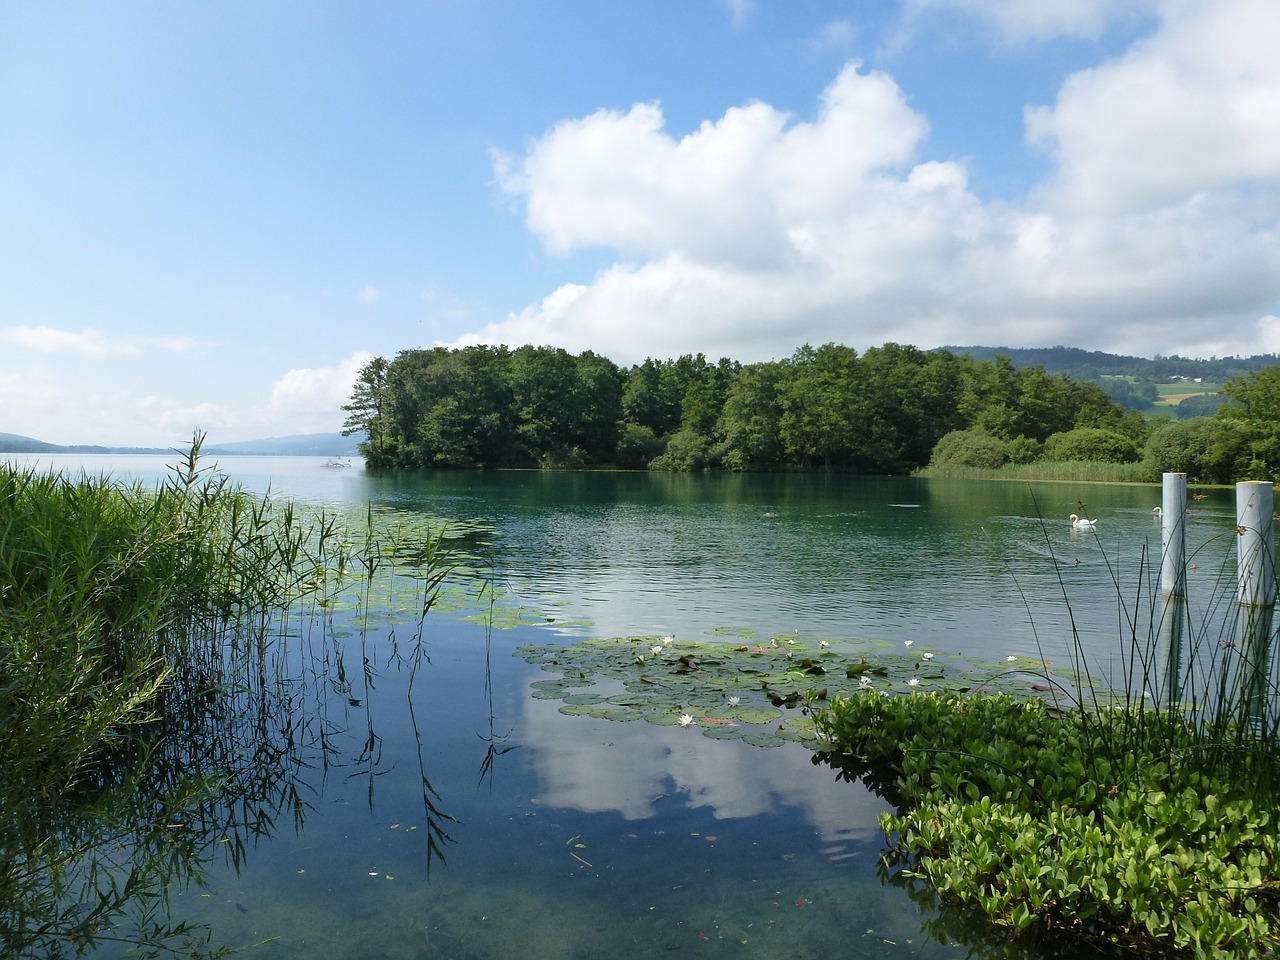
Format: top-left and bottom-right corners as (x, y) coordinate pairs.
(0, 433), (454, 957)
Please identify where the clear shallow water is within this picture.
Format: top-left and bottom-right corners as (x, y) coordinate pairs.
(6, 455), (1247, 958)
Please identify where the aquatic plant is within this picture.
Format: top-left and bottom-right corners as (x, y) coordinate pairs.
(0, 434), (461, 957)
(813, 507), (1280, 958)
(515, 632), (1059, 747)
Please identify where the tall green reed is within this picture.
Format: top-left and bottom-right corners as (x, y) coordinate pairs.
(0, 434), (456, 957)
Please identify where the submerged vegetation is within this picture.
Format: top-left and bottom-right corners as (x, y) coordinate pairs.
(0, 436), (460, 957)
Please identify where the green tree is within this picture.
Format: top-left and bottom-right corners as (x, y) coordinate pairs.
(1042, 427), (1140, 464)
(1143, 417), (1250, 484)
(1218, 366), (1280, 478)
(341, 356), (392, 466)
(928, 429), (1010, 469)
(718, 361), (785, 470)
(776, 343), (861, 468)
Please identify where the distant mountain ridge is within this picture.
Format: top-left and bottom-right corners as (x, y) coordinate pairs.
(0, 431), (361, 457)
(942, 345), (1279, 380)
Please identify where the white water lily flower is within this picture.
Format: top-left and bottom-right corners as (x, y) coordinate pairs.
(1007, 655), (1017, 662)
(636, 655), (645, 664)
(678, 714), (695, 727)
(904, 640), (913, 647)
(922, 652), (934, 660)
(651, 645), (663, 655)
(858, 676), (872, 688)
(907, 677), (920, 687)
(819, 640), (830, 649)
(727, 696), (740, 707)
(662, 636), (674, 645)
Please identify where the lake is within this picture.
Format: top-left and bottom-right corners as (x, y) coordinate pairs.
(4, 454), (1248, 958)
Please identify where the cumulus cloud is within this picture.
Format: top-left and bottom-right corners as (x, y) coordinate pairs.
(1026, 0), (1280, 217)
(477, 2), (1280, 363)
(268, 351), (373, 418)
(0, 325), (210, 357)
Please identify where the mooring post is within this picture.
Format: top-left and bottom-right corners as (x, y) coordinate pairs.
(1160, 473), (1187, 598)
(1232, 481), (1276, 726)
(1155, 473), (1188, 707)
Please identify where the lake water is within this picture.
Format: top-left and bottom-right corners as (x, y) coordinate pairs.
(5, 454), (1249, 958)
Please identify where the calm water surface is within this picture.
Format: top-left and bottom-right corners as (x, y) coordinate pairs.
(7, 454), (1246, 958)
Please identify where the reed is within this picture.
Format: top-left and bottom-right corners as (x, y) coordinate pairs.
(0, 434), (454, 957)
(917, 459), (1150, 483)
(814, 501), (1280, 958)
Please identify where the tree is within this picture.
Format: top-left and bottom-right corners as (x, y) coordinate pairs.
(928, 429), (1009, 470)
(718, 361), (785, 470)
(1041, 427), (1140, 464)
(1143, 417), (1249, 484)
(341, 356), (391, 466)
(776, 343), (860, 468)
(1218, 367), (1280, 478)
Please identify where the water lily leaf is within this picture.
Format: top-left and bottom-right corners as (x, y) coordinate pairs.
(560, 693), (608, 706)
(701, 725), (745, 741)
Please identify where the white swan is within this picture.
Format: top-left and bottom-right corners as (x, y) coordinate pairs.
(1070, 514), (1098, 528)
(1153, 506), (1162, 517)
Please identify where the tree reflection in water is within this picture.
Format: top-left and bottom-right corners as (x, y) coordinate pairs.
(2, 603), (452, 959)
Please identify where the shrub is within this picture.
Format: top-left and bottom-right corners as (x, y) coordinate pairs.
(927, 429), (1009, 469)
(1042, 427), (1140, 463)
(1143, 417), (1249, 484)
(815, 691), (1280, 958)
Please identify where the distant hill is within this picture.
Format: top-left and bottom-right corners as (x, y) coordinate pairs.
(204, 433), (362, 456)
(943, 345), (1279, 381)
(0, 431), (361, 457)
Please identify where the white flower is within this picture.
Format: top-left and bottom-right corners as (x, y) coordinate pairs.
(1007, 655), (1017, 662)
(636, 655), (645, 664)
(727, 696), (741, 707)
(904, 640), (914, 648)
(922, 652), (934, 660)
(907, 677), (920, 687)
(651, 645), (663, 655)
(662, 636), (674, 646)
(819, 640), (830, 649)
(786, 637), (795, 646)
(678, 714), (695, 727)
(858, 675), (872, 688)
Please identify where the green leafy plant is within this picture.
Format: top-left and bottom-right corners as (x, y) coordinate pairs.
(812, 503), (1280, 958)
(0, 434), (467, 957)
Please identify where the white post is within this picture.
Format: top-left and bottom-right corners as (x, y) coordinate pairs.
(1232, 481), (1276, 726)
(1155, 474), (1189, 707)
(1160, 473), (1187, 598)
(1237, 481), (1276, 609)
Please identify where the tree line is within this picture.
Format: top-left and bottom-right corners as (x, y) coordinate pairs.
(343, 342), (1171, 474)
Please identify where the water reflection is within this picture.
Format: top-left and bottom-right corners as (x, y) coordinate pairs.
(3, 608), (453, 958)
(521, 683), (887, 849)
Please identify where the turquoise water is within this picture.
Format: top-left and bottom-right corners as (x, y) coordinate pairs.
(6, 455), (1246, 957)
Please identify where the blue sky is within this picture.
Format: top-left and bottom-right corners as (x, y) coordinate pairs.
(3, 0), (1278, 446)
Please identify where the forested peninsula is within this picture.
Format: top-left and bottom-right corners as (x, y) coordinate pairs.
(341, 343), (1280, 484)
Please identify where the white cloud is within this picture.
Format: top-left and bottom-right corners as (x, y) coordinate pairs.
(476, 3), (1280, 363)
(359, 285), (382, 302)
(269, 351), (373, 418)
(0, 325), (210, 357)
(1026, 0), (1280, 216)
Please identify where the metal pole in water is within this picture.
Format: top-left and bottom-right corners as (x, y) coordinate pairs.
(1159, 473), (1187, 599)
(1233, 481), (1276, 726)
(1156, 473), (1188, 707)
